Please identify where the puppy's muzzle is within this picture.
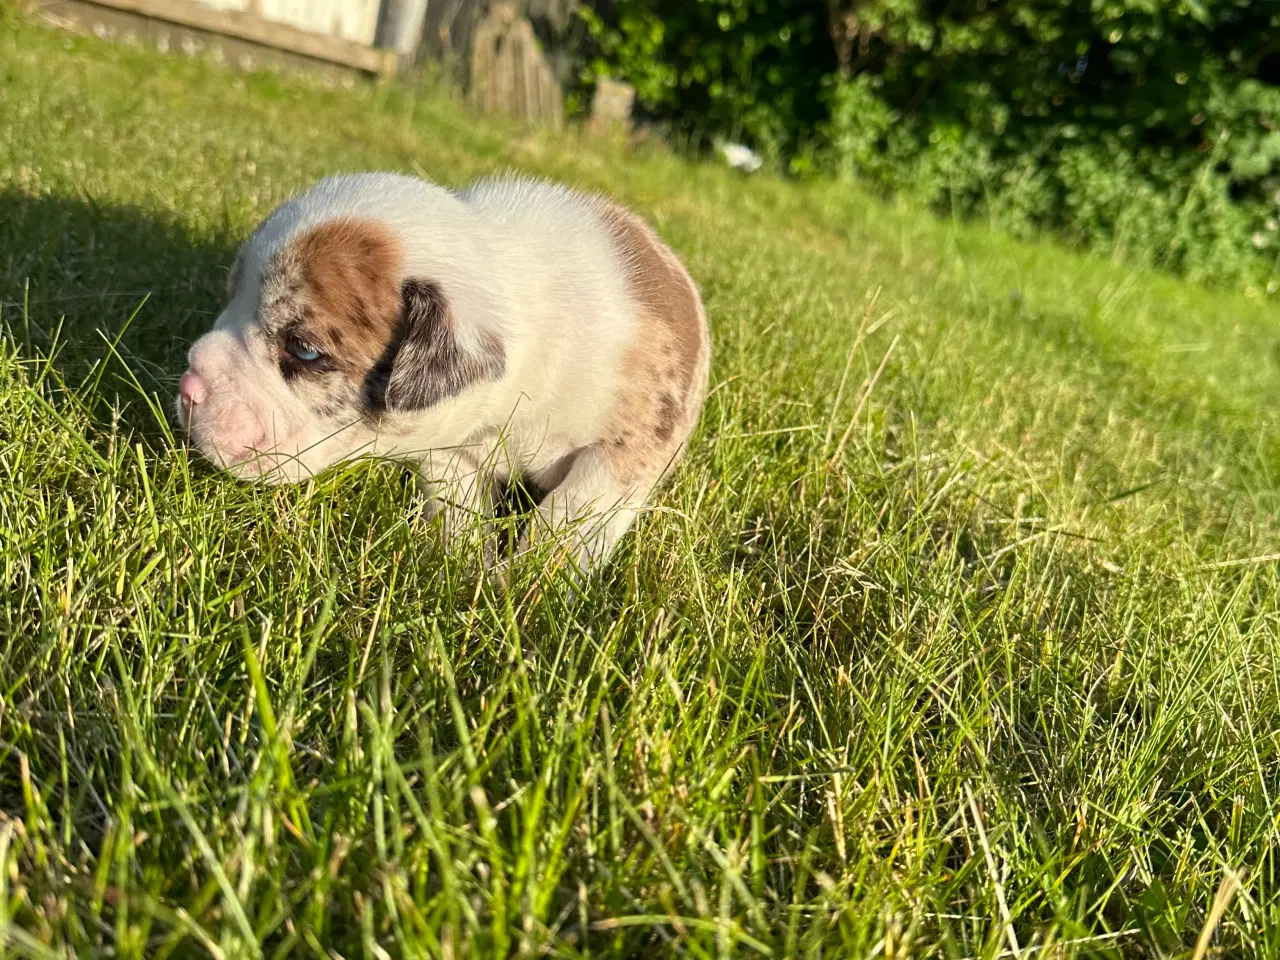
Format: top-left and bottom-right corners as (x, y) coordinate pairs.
(177, 366), (269, 466)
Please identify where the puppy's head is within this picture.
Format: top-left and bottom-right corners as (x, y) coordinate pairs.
(176, 176), (505, 482)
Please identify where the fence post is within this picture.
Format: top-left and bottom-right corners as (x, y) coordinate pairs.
(376, 0), (429, 68)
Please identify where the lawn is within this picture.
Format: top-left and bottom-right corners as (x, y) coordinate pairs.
(2, 10), (1280, 958)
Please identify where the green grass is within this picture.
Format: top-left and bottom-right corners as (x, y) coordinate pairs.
(2, 11), (1280, 957)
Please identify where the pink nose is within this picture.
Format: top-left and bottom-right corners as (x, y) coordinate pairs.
(178, 370), (208, 413)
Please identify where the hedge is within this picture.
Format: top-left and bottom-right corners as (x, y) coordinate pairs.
(579, 0), (1280, 289)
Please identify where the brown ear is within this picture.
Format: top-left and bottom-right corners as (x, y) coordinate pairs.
(367, 279), (505, 413)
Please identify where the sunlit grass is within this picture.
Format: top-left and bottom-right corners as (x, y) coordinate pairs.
(1, 11), (1279, 957)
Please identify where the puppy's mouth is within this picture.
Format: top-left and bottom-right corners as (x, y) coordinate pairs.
(177, 395), (278, 472)
(189, 434), (261, 473)
(177, 397), (364, 486)
(222, 446), (264, 470)
(182, 420), (275, 479)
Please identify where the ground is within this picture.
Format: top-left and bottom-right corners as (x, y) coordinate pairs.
(2, 10), (1280, 958)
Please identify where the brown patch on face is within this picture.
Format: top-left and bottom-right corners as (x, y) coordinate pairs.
(259, 218), (404, 414)
(259, 218), (505, 419)
(285, 219), (402, 360)
(598, 202), (710, 485)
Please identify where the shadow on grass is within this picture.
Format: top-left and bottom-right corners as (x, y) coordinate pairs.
(0, 187), (562, 536)
(0, 189), (235, 435)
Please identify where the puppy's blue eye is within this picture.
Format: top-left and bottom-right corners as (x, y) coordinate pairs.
(286, 339), (322, 363)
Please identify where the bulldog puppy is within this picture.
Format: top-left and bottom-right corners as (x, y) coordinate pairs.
(176, 172), (709, 575)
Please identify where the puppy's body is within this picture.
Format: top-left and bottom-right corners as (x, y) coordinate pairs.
(178, 172), (709, 572)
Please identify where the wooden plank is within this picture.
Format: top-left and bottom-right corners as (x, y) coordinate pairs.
(77, 0), (397, 75)
(259, 0), (380, 48)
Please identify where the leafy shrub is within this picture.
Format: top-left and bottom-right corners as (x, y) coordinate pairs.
(577, 0), (1280, 288)
(577, 0), (834, 160)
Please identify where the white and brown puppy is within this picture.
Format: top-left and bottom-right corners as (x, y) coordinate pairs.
(176, 172), (709, 574)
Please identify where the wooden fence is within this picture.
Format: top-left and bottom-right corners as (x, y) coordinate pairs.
(41, 0), (585, 125)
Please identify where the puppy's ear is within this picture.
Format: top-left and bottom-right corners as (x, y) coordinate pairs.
(374, 279), (506, 412)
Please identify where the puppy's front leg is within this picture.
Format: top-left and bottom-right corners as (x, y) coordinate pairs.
(417, 449), (497, 547)
(517, 445), (653, 579)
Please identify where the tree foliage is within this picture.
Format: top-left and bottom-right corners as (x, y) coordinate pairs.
(579, 0), (1280, 287)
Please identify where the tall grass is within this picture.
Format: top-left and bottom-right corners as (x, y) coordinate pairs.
(1, 13), (1278, 957)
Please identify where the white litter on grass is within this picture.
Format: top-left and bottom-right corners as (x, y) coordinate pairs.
(720, 142), (763, 173)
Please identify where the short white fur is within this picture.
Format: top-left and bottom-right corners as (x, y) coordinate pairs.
(178, 171), (709, 577)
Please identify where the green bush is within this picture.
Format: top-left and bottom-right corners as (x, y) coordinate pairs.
(578, 0), (1280, 288)
(577, 0), (834, 160)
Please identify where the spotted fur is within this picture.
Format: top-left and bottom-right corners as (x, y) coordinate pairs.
(597, 202), (710, 485)
(177, 171), (710, 576)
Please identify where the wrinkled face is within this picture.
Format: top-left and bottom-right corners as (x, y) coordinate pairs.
(176, 213), (503, 483)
